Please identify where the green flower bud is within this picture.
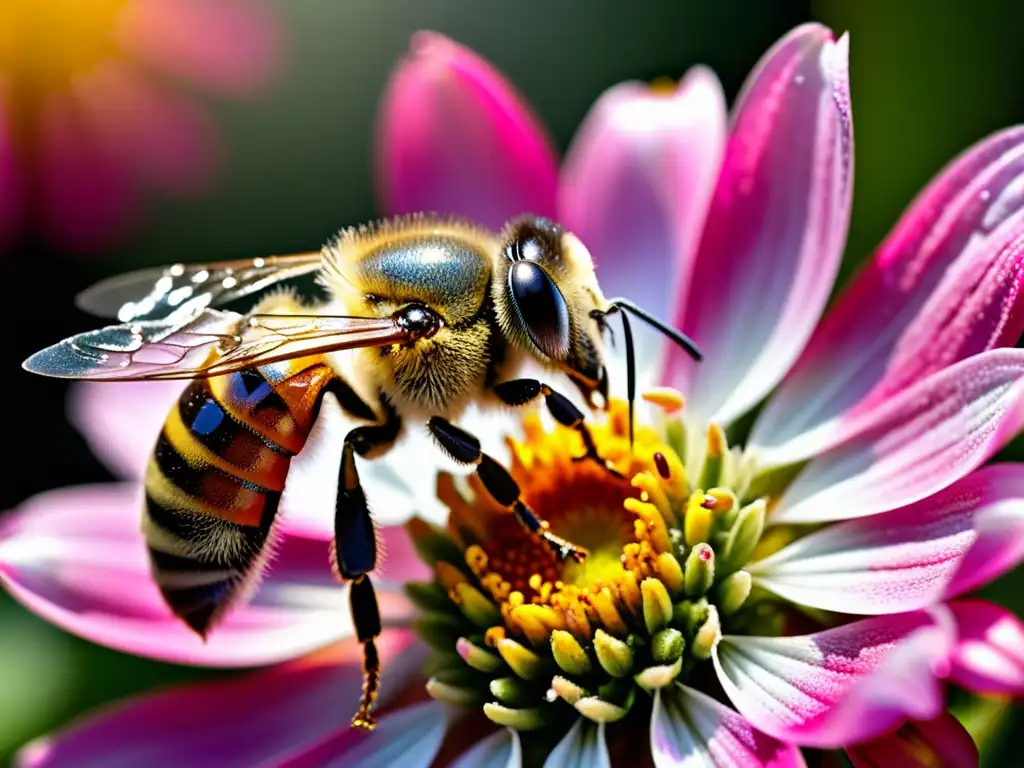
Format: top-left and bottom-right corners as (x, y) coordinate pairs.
(717, 571), (752, 616)
(490, 676), (534, 707)
(721, 499), (766, 573)
(496, 638), (548, 681)
(652, 628), (685, 664)
(551, 630), (593, 676)
(691, 604), (721, 661)
(684, 543), (715, 597)
(483, 703), (546, 730)
(593, 629), (634, 678)
(575, 696), (631, 723)
(642, 578), (673, 634)
(404, 580), (451, 612)
(456, 637), (506, 674)
(453, 582), (502, 628)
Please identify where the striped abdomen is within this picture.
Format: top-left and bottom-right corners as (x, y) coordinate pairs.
(144, 357), (335, 635)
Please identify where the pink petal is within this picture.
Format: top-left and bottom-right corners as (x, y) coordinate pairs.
(39, 90), (138, 252)
(752, 127), (1024, 466)
(375, 31), (558, 230)
(652, 684), (806, 767)
(0, 483), (415, 666)
(750, 465), (1024, 613)
(770, 349), (1024, 525)
(948, 599), (1024, 696)
(76, 62), (218, 195)
(714, 610), (954, 748)
(944, 469), (1024, 598)
(18, 630), (427, 768)
(117, 0), (282, 95)
(661, 24), (853, 427)
(846, 712), (978, 768)
(69, 380), (185, 480)
(277, 700), (448, 768)
(559, 69), (726, 325)
(543, 719), (610, 768)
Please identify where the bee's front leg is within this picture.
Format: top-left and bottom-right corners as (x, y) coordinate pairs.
(492, 379), (623, 478)
(427, 417), (588, 563)
(330, 395), (402, 732)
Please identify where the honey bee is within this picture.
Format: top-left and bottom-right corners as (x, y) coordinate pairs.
(23, 214), (701, 729)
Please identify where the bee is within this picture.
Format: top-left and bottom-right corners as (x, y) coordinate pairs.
(23, 214), (701, 730)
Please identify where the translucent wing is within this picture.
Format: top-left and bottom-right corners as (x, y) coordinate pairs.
(23, 309), (409, 381)
(75, 252), (324, 323)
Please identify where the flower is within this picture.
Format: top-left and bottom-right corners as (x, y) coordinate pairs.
(0, 0), (280, 252)
(5, 20), (1024, 767)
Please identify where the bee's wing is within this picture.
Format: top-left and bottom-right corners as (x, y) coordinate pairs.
(75, 252), (324, 322)
(23, 309), (409, 381)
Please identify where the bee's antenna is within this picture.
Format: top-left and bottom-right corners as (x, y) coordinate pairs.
(605, 298), (702, 361)
(619, 309), (636, 448)
(592, 299), (701, 451)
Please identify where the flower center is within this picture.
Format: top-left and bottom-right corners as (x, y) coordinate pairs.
(0, 0), (128, 95)
(407, 397), (781, 732)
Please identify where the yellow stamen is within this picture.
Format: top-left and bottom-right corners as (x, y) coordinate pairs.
(588, 589), (629, 636)
(642, 386), (685, 413)
(624, 497), (672, 553)
(425, 400), (745, 668)
(684, 490), (714, 546)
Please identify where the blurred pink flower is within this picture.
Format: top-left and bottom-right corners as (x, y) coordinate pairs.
(5, 20), (1024, 767)
(0, 0), (281, 252)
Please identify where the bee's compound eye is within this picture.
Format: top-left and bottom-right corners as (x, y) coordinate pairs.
(508, 261), (570, 359)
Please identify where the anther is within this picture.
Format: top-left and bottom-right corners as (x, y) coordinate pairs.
(642, 386), (685, 414)
(649, 453), (669, 481)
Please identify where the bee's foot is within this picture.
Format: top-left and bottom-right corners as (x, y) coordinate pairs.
(543, 532), (588, 563)
(351, 711), (377, 731)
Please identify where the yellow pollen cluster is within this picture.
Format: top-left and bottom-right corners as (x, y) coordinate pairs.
(411, 396), (782, 729)
(434, 402), (730, 650)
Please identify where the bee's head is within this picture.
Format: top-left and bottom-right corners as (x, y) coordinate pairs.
(495, 214), (703, 443)
(495, 215), (610, 407)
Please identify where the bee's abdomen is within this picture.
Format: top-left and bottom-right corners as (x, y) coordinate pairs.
(143, 359), (334, 635)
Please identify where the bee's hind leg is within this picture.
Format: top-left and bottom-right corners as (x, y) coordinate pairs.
(493, 379), (623, 478)
(330, 396), (402, 731)
(427, 416), (588, 563)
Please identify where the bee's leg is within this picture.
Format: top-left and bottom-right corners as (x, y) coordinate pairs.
(328, 391), (402, 732)
(427, 417), (588, 563)
(493, 379), (623, 478)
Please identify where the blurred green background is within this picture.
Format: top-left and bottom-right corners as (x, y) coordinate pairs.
(3, 0), (1024, 764)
